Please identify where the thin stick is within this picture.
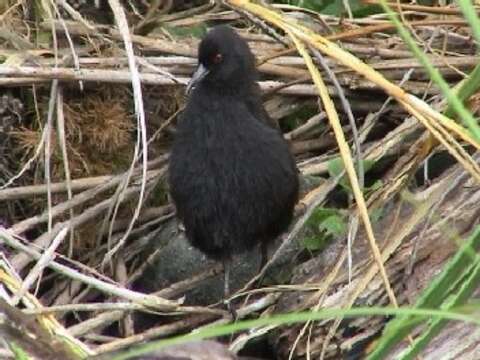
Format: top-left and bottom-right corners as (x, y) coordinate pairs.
(55, 86), (75, 258)
(0, 228), (178, 310)
(24, 301), (146, 314)
(11, 227), (69, 305)
(44, 80), (57, 233)
(103, 0), (149, 265)
(0, 175), (114, 200)
(10, 170), (162, 272)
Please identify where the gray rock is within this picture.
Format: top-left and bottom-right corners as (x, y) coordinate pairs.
(138, 218), (262, 305)
(138, 173), (322, 305)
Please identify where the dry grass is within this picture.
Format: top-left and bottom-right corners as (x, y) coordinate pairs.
(0, 1), (479, 359)
(11, 86), (135, 179)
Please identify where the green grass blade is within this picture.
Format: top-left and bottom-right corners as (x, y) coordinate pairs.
(98, 306), (480, 360)
(9, 343), (31, 360)
(458, 0), (480, 46)
(379, 0), (480, 141)
(367, 225), (480, 360)
(445, 63), (480, 118)
(400, 258), (480, 359)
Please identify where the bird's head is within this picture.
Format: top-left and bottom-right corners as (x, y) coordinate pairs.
(186, 25), (257, 94)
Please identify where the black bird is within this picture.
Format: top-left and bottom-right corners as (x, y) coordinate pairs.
(168, 25), (299, 309)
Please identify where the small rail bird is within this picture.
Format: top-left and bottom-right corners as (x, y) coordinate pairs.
(169, 25), (299, 312)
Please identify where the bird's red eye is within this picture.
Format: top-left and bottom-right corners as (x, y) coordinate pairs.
(212, 53), (223, 64)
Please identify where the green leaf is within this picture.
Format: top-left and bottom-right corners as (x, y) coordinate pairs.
(303, 236), (326, 251)
(327, 156), (344, 178)
(274, 0), (382, 17)
(302, 208), (347, 251)
(369, 206), (384, 223)
(327, 157), (376, 191)
(321, 213), (347, 237)
(307, 207), (344, 228)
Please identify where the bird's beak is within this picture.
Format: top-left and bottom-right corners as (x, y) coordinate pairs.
(186, 64), (209, 95)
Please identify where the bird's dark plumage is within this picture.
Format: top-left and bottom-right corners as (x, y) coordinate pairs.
(169, 26), (299, 295)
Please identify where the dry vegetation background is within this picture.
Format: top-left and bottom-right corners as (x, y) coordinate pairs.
(0, 0), (479, 359)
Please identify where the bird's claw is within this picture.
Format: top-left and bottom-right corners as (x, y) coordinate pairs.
(224, 299), (237, 321)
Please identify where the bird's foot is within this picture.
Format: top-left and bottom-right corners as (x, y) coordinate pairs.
(224, 299), (237, 321)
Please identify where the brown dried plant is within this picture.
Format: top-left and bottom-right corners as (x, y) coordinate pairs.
(12, 86), (135, 180)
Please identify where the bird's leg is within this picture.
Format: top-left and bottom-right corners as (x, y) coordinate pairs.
(223, 257), (230, 299)
(223, 257), (237, 320)
(260, 241), (268, 271)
